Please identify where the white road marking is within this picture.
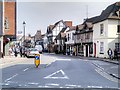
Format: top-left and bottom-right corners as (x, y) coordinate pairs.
(92, 62), (104, 70)
(38, 85), (51, 88)
(46, 83), (59, 86)
(5, 74), (18, 82)
(7, 81), (18, 84)
(23, 68), (29, 72)
(46, 61), (56, 67)
(95, 68), (118, 83)
(44, 69), (69, 79)
(28, 82), (39, 85)
(87, 86), (103, 88)
(18, 84), (22, 87)
(60, 87), (64, 88)
(4, 83), (9, 86)
(65, 84), (81, 88)
(56, 59), (71, 61)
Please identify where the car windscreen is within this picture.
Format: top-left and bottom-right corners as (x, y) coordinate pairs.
(29, 48), (37, 51)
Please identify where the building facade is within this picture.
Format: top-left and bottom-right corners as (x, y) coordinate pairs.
(87, 2), (120, 58)
(0, 1), (3, 57)
(0, 0), (16, 56)
(54, 21), (72, 54)
(74, 23), (93, 57)
(65, 26), (76, 55)
(47, 20), (72, 53)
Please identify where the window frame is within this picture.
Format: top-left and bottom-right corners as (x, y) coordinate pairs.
(100, 42), (104, 54)
(100, 24), (104, 35)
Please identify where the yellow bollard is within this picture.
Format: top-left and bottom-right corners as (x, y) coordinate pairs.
(34, 54), (40, 68)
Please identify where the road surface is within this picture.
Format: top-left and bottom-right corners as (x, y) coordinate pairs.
(1, 53), (119, 89)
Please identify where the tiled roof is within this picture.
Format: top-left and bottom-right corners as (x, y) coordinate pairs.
(52, 20), (63, 30)
(52, 20), (72, 30)
(85, 2), (120, 24)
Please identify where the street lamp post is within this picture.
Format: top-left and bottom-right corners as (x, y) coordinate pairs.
(23, 21), (26, 56)
(23, 21), (26, 41)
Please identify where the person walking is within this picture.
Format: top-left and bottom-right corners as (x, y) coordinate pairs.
(20, 46), (23, 57)
(107, 48), (113, 59)
(14, 48), (17, 57)
(9, 46), (12, 56)
(114, 49), (118, 60)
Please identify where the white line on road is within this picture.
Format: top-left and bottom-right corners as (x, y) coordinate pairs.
(46, 83), (59, 86)
(38, 85), (51, 88)
(92, 62), (104, 70)
(23, 68), (29, 72)
(65, 84), (81, 87)
(5, 74), (18, 82)
(44, 69), (69, 79)
(56, 59), (71, 61)
(87, 86), (103, 88)
(95, 68), (118, 83)
(28, 82), (39, 85)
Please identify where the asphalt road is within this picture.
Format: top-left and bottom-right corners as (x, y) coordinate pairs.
(1, 54), (119, 89)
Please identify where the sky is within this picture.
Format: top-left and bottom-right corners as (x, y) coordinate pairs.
(16, 0), (120, 36)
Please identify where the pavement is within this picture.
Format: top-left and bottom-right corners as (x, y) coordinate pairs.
(0, 55), (28, 69)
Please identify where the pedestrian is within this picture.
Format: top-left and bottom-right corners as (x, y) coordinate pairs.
(13, 45), (18, 57)
(107, 48), (113, 59)
(114, 49), (118, 60)
(20, 46), (22, 57)
(9, 46), (12, 56)
(67, 48), (70, 55)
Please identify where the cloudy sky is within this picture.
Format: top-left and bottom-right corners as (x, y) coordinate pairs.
(17, 0), (119, 36)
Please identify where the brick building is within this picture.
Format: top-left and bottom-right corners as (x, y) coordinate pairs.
(0, 0), (16, 56)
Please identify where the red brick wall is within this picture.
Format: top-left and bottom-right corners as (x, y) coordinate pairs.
(4, 1), (16, 35)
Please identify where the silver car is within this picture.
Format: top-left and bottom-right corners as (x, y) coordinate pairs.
(26, 48), (39, 58)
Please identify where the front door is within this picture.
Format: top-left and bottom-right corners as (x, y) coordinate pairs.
(86, 45), (88, 57)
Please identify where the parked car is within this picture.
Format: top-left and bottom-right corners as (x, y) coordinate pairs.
(35, 45), (43, 53)
(26, 48), (39, 58)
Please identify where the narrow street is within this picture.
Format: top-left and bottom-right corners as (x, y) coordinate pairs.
(1, 53), (119, 89)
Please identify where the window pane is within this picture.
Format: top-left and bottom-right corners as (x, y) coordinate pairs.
(100, 24), (104, 35)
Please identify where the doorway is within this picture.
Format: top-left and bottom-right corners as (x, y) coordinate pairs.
(86, 45), (88, 57)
